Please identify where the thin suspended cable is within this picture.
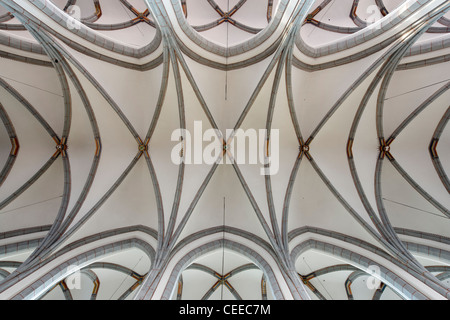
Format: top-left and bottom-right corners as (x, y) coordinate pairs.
(119, 0), (145, 37)
(221, 0), (230, 300)
(307, 0), (335, 37)
(224, 0), (230, 101)
(0, 74), (63, 97)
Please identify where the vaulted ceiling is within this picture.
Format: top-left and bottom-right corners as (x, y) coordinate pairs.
(0, 0), (448, 300)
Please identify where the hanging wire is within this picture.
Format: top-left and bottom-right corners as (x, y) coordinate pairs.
(109, 254), (144, 300)
(224, 0), (230, 101)
(221, 196), (226, 300)
(221, 0), (230, 298)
